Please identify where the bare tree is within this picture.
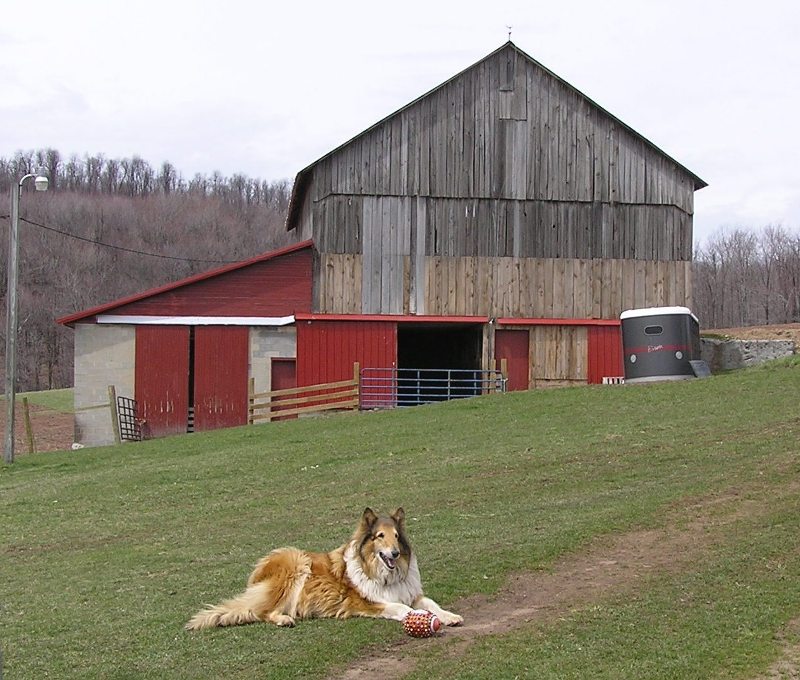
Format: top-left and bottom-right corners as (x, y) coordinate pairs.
(158, 161), (178, 195)
(85, 155), (104, 193)
(693, 226), (800, 329)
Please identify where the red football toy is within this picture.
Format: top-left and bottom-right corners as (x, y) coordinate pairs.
(403, 610), (442, 638)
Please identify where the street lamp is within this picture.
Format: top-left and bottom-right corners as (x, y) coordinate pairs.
(5, 172), (48, 464)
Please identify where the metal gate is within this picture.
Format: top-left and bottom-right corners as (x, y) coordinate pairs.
(360, 367), (506, 409)
(116, 396), (143, 441)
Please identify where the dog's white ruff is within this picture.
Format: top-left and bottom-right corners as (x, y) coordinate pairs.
(344, 541), (423, 606)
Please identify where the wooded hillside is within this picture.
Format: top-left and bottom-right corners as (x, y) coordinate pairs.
(1, 149), (293, 391)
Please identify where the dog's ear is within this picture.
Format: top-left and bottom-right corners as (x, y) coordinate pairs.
(360, 507), (378, 531)
(391, 507), (405, 527)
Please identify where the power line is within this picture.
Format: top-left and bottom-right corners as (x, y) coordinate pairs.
(0, 213), (238, 264)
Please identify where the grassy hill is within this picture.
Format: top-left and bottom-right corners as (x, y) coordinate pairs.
(1, 359), (799, 679)
(15, 387), (74, 413)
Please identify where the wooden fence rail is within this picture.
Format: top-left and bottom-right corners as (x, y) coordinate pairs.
(248, 363), (360, 424)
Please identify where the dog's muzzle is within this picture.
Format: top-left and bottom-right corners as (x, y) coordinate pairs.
(380, 549), (400, 570)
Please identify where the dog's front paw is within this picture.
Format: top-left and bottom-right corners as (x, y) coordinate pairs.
(439, 611), (463, 626)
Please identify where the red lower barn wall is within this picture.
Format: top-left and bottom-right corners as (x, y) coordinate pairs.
(134, 317), (621, 440)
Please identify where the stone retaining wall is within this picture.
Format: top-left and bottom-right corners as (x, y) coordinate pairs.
(700, 338), (795, 373)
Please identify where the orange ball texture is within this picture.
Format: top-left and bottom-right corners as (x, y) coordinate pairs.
(403, 610), (442, 638)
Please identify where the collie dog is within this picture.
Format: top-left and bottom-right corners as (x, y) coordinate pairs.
(186, 507), (462, 630)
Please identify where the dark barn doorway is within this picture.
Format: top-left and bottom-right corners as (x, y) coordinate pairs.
(396, 324), (484, 403)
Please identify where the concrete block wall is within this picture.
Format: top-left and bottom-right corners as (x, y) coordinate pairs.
(250, 327), (297, 395)
(73, 324), (135, 447)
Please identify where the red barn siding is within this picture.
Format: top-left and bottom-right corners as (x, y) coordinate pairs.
(111, 248), (312, 318)
(135, 326), (190, 437)
(296, 320), (397, 386)
(587, 325), (624, 384)
(193, 326), (249, 431)
(494, 329), (530, 391)
(271, 358), (297, 421)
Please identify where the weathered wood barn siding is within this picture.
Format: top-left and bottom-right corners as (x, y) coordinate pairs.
(288, 42), (705, 319)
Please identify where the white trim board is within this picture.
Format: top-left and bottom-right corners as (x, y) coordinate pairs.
(96, 315), (296, 326)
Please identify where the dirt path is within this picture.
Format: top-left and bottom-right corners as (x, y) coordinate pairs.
(334, 335), (799, 677)
(0, 402), (74, 454)
(333, 489), (787, 679)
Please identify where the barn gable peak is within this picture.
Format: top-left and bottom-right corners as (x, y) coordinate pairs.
(286, 42), (706, 231)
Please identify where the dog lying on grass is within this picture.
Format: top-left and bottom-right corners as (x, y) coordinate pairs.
(186, 507), (462, 630)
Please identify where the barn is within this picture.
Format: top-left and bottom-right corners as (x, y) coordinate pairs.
(60, 41), (705, 446)
(58, 241), (313, 444)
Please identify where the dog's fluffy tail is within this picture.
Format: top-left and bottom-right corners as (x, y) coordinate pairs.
(185, 584), (266, 630)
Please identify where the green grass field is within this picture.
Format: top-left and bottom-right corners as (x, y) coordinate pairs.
(5, 387), (74, 413)
(1, 360), (798, 679)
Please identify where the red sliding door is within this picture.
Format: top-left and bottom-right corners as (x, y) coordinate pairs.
(193, 326), (249, 431)
(135, 326), (190, 437)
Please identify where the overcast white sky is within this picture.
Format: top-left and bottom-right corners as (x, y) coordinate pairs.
(2, 0), (798, 245)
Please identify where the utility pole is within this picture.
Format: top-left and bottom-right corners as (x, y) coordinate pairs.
(5, 172), (48, 464)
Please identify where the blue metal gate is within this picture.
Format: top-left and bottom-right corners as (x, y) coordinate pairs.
(360, 367), (506, 409)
